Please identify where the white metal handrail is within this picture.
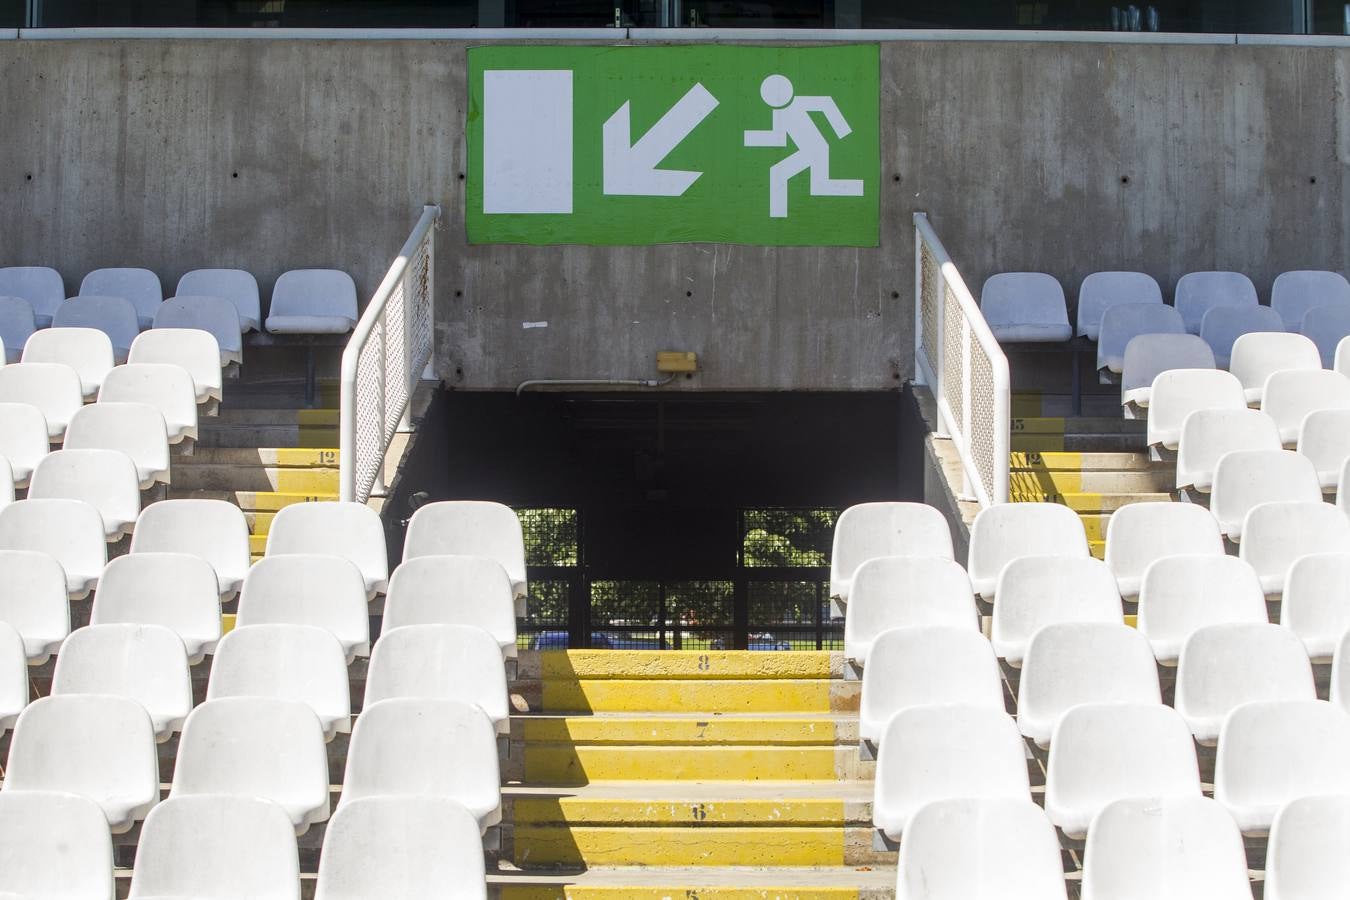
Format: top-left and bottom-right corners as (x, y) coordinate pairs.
(339, 204), (440, 503)
(913, 212), (1010, 507)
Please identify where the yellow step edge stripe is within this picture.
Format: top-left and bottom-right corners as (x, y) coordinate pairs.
(541, 650), (834, 680)
(540, 680), (833, 714)
(501, 889), (862, 900)
(522, 746), (838, 783)
(1009, 451), (1084, 470)
(521, 717), (837, 744)
(271, 469), (342, 493)
(1011, 417), (1067, 435)
(513, 797), (846, 826)
(512, 826), (845, 867)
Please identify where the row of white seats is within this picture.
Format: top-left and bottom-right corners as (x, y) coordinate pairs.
(5, 325), (222, 401)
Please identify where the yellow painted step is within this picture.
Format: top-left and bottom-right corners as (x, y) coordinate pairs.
(524, 745), (838, 783)
(1090, 539), (1105, 560)
(542, 650), (834, 680)
(541, 679), (833, 714)
(250, 534), (268, 554)
(502, 890), (863, 900)
(513, 826), (844, 868)
(521, 717), (838, 744)
(513, 795), (845, 827)
(233, 491), (339, 512)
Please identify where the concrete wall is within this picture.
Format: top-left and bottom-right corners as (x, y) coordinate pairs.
(0, 37), (1345, 391)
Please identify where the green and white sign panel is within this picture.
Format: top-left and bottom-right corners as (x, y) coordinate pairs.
(466, 45), (880, 246)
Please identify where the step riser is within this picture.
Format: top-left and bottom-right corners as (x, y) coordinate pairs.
(519, 746), (863, 782)
(196, 426), (339, 449)
(535, 680), (857, 714)
(495, 889), (885, 900)
(1009, 471), (1173, 493)
(509, 826), (892, 868)
(169, 466), (340, 493)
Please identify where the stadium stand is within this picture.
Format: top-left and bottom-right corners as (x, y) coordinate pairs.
(1198, 303), (1285, 369)
(1076, 270), (1164, 340)
(236, 554), (371, 660)
(1173, 271), (1259, 334)
(21, 326), (115, 399)
(52, 623), (193, 741)
(383, 554), (518, 658)
(79, 266), (164, 330)
(0, 267), (65, 328)
(989, 555), (1121, 666)
(1135, 554), (1268, 664)
(1230, 331), (1323, 404)
(1271, 269), (1350, 330)
(0, 791), (115, 900)
(91, 552), (223, 663)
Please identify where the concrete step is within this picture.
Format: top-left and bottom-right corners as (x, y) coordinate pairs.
(1012, 391), (1124, 418)
(1010, 416), (1147, 453)
(213, 408), (339, 426)
(179, 448), (341, 467)
(167, 489), (339, 514)
(170, 464), (340, 493)
(1008, 468), (1172, 495)
(1009, 451), (1157, 471)
(195, 424), (339, 449)
(1009, 491), (1172, 512)
(491, 866), (896, 899)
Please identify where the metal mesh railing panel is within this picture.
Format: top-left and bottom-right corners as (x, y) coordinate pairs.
(969, 339), (998, 503)
(941, 281), (964, 437)
(352, 318), (386, 502)
(919, 244), (940, 378)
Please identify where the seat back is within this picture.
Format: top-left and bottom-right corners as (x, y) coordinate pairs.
(238, 555), (370, 659)
(1300, 409), (1350, 489)
(1239, 501), (1350, 593)
(1175, 408), (1281, 493)
(268, 269), (358, 324)
(844, 556), (977, 665)
(1210, 449), (1322, 540)
(1283, 553), (1350, 661)
(52, 296), (140, 359)
(130, 499), (251, 596)
(28, 448), (141, 539)
(0, 548), (70, 663)
(66, 402), (171, 488)
(1301, 304), (1350, 367)
(1174, 271), (1258, 334)
(92, 552), (223, 662)
(0, 296), (36, 362)
(0, 402), (48, 487)
(1120, 333), (1216, 402)
(1271, 269), (1350, 330)
(1198, 303), (1285, 368)
(176, 269), (261, 331)
(0, 499), (106, 598)
(829, 502), (954, 600)
(1263, 369), (1350, 446)
(384, 554), (516, 652)
(52, 623), (193, 740)
(80, 267), (164, 328)
(967, 501), (1089, 597)
(154, 296), (243, 360)
(0, 362), (84, 439)
(129, 328), (224, 402)
(207, 624), (351, 738)
(1136, 555), (1267, 665)
(403, 500), (526, 591)
(1146, 368), (1246, 450)
(990, 556), (1122, 666)
(364, 624), (509, 725)
(1265, 795), (1350, 900)
(1230, 331), (1322, 404)
(0, 791), (114, 900)
(98, 363), (198, 443)
(1096, 302), (1183, 373)
(0, 621), (26, 732)
(21, 326), (115, 397)
(1077, 271), (1164, 340)
(268, 501), (389, 596)
(1104, 501), (1224, 598)
(0, 267), (65, 326)
(980, 272), (1070, 340)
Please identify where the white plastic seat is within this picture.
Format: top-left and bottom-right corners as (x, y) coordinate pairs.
(1077, 271), (1164, 341)
(1265, 794), (1350, 900)
(364, 624), (510, 732)
(403, 500), (527, 605)
(1266, 369), (1350, 449)
(1328, 632), (1350, 718)
(1136, 554), (1268, 664)
(237, 555), (370, 660)
(171, 697), (330, 834)
(1272, 269), (1350, 331)
(52, 296), (140, 363)
(20, 327), (114, 399)
(80, 267), (164, 330)
(1080, 795), (1252, 900)
(1336, 334), (1350, 379)
(0, 296), (36, 364)
(0, 499), (106, 598)
(2, 694), (159, 833)
(1210, 449), (1321, 541)
(130, 499), (251, 598)
(153, 296), (243, 367)
(1120, 333), (1216, 410)
(65, 402), (171, 489)
(1301, 303), (1350, 367)
(1016, 621), (1160, 748)
(265, 270), (358, 334)
(0, 456), (12, 510)
(0, 791), (114, 900)
(858, 625), (1003, 745)
(0, 622), (26, 732)
(1284, 554), (1350, 662)
(53, 623), (193, 741)
(1298, 409), (1350, 489)
(98, 363), (198, 444)
(0, 549), (71, 663)
(895, 798), (1068, 900)
(0, 402), (48, 488)
(1231, 331), (1323, 405)
(828, 502), (954, 603)
(980, 272), (1072, 342)
(872, 705), (1030, 840)
(966, 501), (1089, 598)
(268, 501), (388, 597)
(991, 556), (1121, 666)
(128, 795), (300, 900)
(843, 556), (976, 667)
(1215, 699), (1350, 835)
(1174, 271), (1259, 334)
(1239, 501), (1350, 594)
(1175, 408), (1282, 493)
(0, 267), (65, 328)
(91, 552), (223, 663)
(384, 555), (517, 658)
(1176, 623), (1316, 744)
(207, 624), (351, 740)
(1198, 304), (1285, 369)
(1044, 702), (1201, 839)
(1341, 456), (1350, 517)
(1104, 501), (1224, 598)
(0, 362), (84, 441)
(28, 448), (141, 539)
(338, 698), (502, 831)
(1096, 302), (1183, 375)
(1146, 368), (1246, 450)
(128, 328), (224, 404)
(177, 269), (262, 332)
(316, 798), (486, 900)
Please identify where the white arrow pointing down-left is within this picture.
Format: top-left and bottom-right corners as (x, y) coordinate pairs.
(603, 83), (719, 197)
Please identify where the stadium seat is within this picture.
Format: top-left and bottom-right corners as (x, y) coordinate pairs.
(28, 448), (140, 539)
(858, 625), (1003, 746)
(0, 622), (25, 732)
(128, 328), (224, 404)
(1215, 699), (1350, 835)
(1265, 794), (1350, 900)
(52, 296), (140, 363)
(0, 362), (84, 441)
(171, 697), (330, 834)
(1136, 554), (1267, 664)
(0, 457), (11, 509)
(1017, 621), (1161, 748)
(872, 704), (1030, 841)
(207, 624), (351, 739)
(1209, 449), (1321, 541)
(315, 796), (488, 900)
(98, 363), (197, 444)
(1044, 702), (1201, 839)
(1284, 554), (1350, 662)
(0, 296), (36, 364)
(1146, 368), (1246, 450)
(1174, 271), (1259, 335)
(20, 326), (114, 399)
(52, 623), (193, 741)
(1104, 501), (1224, 598)
(1096, 302), (1184, 376)
(1298, 409), (1350, 489)
(0, 549), (71, 663)
(0, 267), (65, 328)
(176, 268), (262, 332)
(1175, 623), (1316, 744)
(403, 500), (527, 606)
(1120, 333), (1215, 411)
(384, 555), (518, 658)
(153, 296), (243, 367)
(1301, 303), (1350, 367)
(2, 694), (158, 833)
(1080, 795), (1252, 900)
(1239, 501), (1350, 594)
(338, 698), (502, 832)
(80, 266), (163, 330)
(65, 402), (170, 489)
(979, 272), (1072, 342)
(364, 624), (510, 731)
(268, 501), (389, 597)
(1271, 269), (1350, 331)
(1328, 632), (1350, 718)
(91, 552), (223, 663)
(1230, 331), (1322, 405)
(237, 555), (371, 660)
(265, 269), (358, 334)
(966, 501), (1089, 598)
(1198, 303), (1285, 369)
(829, 502), (954, 604)
(0, 402), (48, 488)
(0, 499), (106, 598)
(0, 790), (115, 900)
(130, 498), (251, 598)
(1077, 271), (1164, 340)
(1263, 369), (1350, 447)
(843, 555), (978, 668)
(895, 798), (1068, 900)
(1342, 457), (1350, 517)
(128, 795), (300, 900)
(1175, 407), (1282, 493)
(991, 556), (1121, 666)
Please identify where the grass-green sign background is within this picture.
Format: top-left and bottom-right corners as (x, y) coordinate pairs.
(467, 44), (880, 247)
